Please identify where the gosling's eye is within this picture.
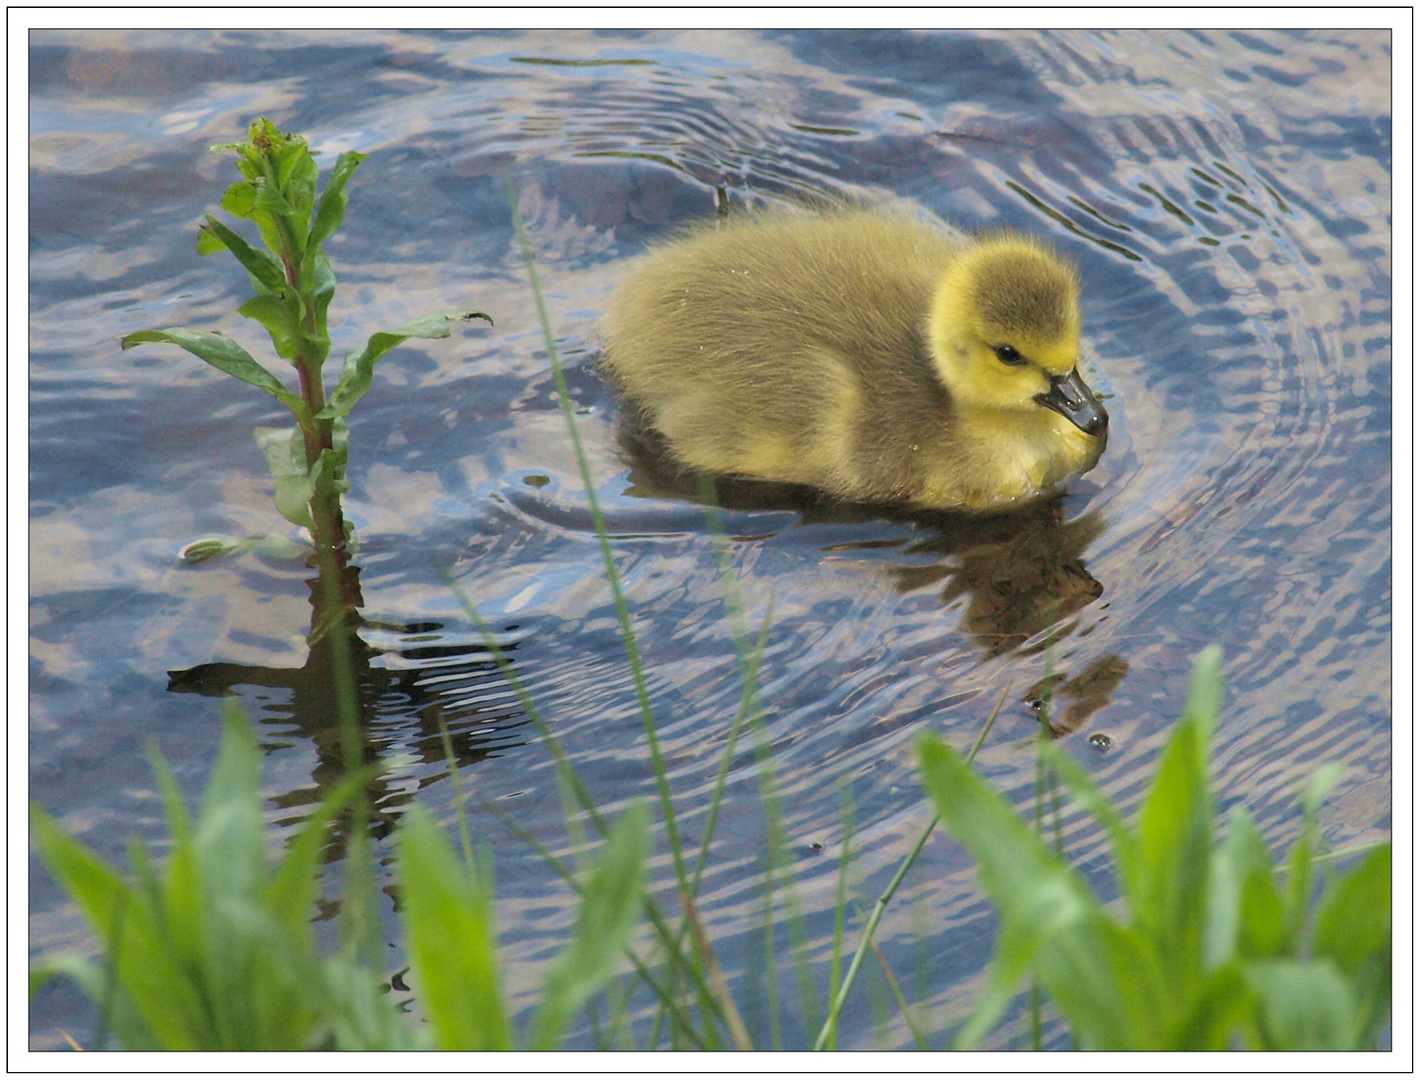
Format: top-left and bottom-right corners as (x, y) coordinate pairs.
(993, 344), (1026, 367)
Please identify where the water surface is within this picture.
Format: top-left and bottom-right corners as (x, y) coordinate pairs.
(29, 28), (1391, 1050)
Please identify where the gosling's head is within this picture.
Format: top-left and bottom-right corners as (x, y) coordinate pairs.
(927, 233), (1106, 437)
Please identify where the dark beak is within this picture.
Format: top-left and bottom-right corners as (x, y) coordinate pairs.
(1035, 368), (1108, 437)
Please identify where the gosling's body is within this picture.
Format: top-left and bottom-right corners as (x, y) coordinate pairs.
(600, 207), (1107, 510)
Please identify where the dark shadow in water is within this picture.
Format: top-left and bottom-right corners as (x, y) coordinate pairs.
(614, 412), (1129, 736)
(167, 562), (531, 846)
(1023, 654), (1132, 739)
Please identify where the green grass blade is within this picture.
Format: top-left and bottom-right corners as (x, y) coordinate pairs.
(866, 932), (930, 1050)
(507, 183), (695, 903)
(1132, 648), (1223, 992)
(814, 687), (1006, 1050)
(266, 765), (373, 937)
(530, 801), (651, 1050)
(823, 782), (855, 1050)
(1039, 739), (1139, 886)
(30, 806), (202, 1048)
(396, 806), (511, 1050)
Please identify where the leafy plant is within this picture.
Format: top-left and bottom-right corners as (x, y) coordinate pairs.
(30, 704), (650, 1051)
(29, 702), (411, 1050)
(121, 118), (489, 552)
(918, 646), (1391, 1051)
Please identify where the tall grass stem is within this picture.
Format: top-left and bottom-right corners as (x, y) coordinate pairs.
(813, 684), (1009, 1050)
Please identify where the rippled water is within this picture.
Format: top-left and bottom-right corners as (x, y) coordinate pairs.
(28, 29), (1392, 1050)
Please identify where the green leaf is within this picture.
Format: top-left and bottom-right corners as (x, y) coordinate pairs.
(1213, 808), (1287, 961)
(237, 294), (301, 360)
(194, 702), (266, 905)
(530, 801), (650, 1050)
(1246, 958), (1357, 1050)
(1181, 644), (1224, 734)
(918, 731), (1101, 1048)
(1132, 649), (1223, 990)
(917, 732), (1094, 933)
(302, 249), (336, 364)
(199, 216), (287, 295)
(316, 955), (423, 1051)
(254, 426), (307, 478)
(1281, 763), (1345, 950)
(219, 180), (257, 218)
(1034, 913), (1168, 1049)
(316, 310), (494, 420)
(273, 475), (315, 530)
(196, 228), (226, 256)
(952, 917), (1040, 1050)
(253, 176), (298, 219)
(1168, 962), (1256, 1050)
(1313, 843), (1390, 1047)
(255, 427), (315, 528)
(1301, 762), (1345, 819)
(121, 328), (307, 418)
(1204, 806), (1248, 970)
(308, 150), (367, 251)
(30, 805), (202, 1048)
(30, 954), (163, 1051)
(284, 148), (319, 234)
(1313, 843), (1391, 978)
(396, 807), (511, 1050)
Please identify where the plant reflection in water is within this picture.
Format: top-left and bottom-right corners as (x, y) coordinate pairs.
(166, 556), (531, 848)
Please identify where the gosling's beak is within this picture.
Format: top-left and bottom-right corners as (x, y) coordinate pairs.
(1035, 368), (1108, 437)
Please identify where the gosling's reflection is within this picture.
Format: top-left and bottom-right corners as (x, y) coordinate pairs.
(1024, 655), (1131, 738)
(615, 416), (1127, 737)
(881, 502), (1106, 658)
(167, 562), (531, 842)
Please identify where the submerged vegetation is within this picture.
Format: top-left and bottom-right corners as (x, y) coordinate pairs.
(32, 121), (1390, 1052)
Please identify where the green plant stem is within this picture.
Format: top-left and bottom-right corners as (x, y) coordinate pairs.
(314, 537), (378, 971)
(813, 685), (1009, 1051)
(869, 934), (929, 1050)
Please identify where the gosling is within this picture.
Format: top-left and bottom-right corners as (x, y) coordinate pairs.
(599, 206), (1108, 511)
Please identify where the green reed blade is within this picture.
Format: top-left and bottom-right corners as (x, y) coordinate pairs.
(443, 571), (727, 1047)
(812, 684), (1008, 1050)
(823, 780), (856, 1049)
(506, 182), (694, 895)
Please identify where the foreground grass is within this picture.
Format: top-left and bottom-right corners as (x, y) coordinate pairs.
(30, 649), (1389, 1051)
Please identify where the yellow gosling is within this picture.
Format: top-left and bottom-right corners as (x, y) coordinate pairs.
(600, 206), (1107, 511)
